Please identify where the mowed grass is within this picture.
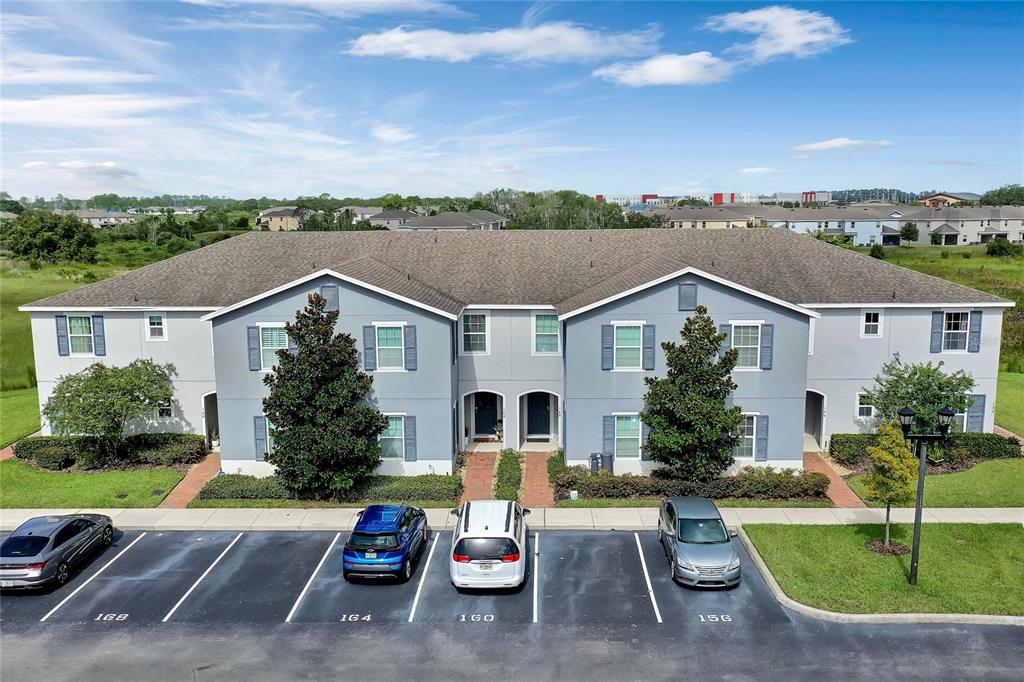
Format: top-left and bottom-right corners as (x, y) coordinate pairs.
(0, 459), (184, 508)
(554, 497), (833, 508)
(187, 498), (458, 509)
(745, 523), (1024, 614)
(848, 459), (1024, 507)
(0, 387), (40, 447)
(996, 371), (1024, 435)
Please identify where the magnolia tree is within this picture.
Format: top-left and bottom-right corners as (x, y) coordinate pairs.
(263, 293), (388, 499)
(640, 305), (744, 482)
(861, 354), (974, 433)
(864, 421), (918, 547)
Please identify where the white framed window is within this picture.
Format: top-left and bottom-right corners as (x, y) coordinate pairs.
(614, 414), (641, 459)
(943, 311), (969, 351)
(259, 324), (288, 371)
(461, 313), (488, 354)
(146, 313), (167, 341)
(380, 415), (405, 459)
(731, 322), (761, 369)
(68, 315), (94, 355)
(861, 310), (882, 338)
(613, 323), (642, 369)
(856, 393), (875, 419)
(156, 398), (172, 418)
(375, 325), (405, 370)
(532, 312), (560, 354)
(952, 411), (966, 432)
(734, 414), (756, 460)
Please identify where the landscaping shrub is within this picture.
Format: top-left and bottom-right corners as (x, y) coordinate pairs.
(11, 433), (207, 470)
(829, 433), (876, 465)
(195, 472), (465, 503)
(197, 474), (292, 500)
(830, 431), (1021, 465)
(131, 434), (206, 466)
(32, 446), (74, 471)
(985, 238), (1023, 258)
(547, 448), (567, 485)
(494, 449), (523, 501)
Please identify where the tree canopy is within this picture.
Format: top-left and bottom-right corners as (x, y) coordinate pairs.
(980, 184), (1024, 206)
(862, 354), (975, 433)
(0, 209), (98, 263)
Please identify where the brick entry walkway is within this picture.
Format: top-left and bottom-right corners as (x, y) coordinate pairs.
(522, 452), (556, 508)
(994, 425), (1024, 449)
(803, 451), (866, 508)
(159, 451), (222, 509)
(460, 451), (497, 503)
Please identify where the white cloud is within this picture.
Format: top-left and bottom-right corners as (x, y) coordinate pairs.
(1, 51), (154, 85)
(525, 145), (601, 154)
(371, 124), (416, 143)
(349, 21), (659, 63)
(167, 16), (321, 31)
(791, 137), (892, 152)
(182, 0), (460, 17)
(708, 6), (851, 63)
(739, 166), (781, 174)
(593, 51), (733, 86)
(22, 160), (138, 179)
(0, 13), (56, 33)
(1, 94), (194, 128)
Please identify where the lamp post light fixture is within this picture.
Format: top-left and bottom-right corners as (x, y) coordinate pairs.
(898, 405), (955, 586)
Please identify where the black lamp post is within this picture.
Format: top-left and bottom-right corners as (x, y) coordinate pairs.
(898, 405), (955, 585)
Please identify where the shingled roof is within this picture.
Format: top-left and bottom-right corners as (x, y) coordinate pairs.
(24, 229), (1010, 316)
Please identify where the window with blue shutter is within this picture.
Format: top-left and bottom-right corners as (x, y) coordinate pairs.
(965, 394), (985, 433)
(759, 323), (774, 370)
(678, 282), (697, 311)
(404, 416), (417, 461)
(91, 315), (106, 356)
(601, 325), (614, 370)
(967, 310), (982, 353)
(246, 327), (261, 371)
(754, 415), (769, 462)
(719, 324), (731, 356)
(642, 325), (656, 370)
(254, 416), (268, 459)
(320, 284), (339, 312)
(602, 416), (615, 458)
(404, 325), (417, 371)
(55, 315), (70, 356)
(362, 326), (376, 371)
(929, 311), (943, 353)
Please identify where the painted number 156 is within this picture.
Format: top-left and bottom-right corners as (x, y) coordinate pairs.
(698, 614), (732, 622)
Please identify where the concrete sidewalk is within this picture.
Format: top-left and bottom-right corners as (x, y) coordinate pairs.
(1, 506), (1020, 532)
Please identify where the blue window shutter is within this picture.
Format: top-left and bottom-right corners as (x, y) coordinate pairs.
(678, 282), (697, 311)
(254, 416), (268, 459)
(246, 326), (261, 371)
(755, 415), (769, 462)
(362, 326), (376, 371)
(641, 422), (652, 461)
(719, 324), (731, 356)
(967, 310), (982, 353)
(92, 315), (106, 356)
(450, 321), (457, 365)
(404, 325), (417, 371)
(929, 311), (943, 353)
(287, 331), (297, 353)
(759, 323), (774, 370)
(601, 325), (614, 370)
(966, 394), (985, 433)
(404, 416), (417, 461)
(642, 325), (656, 370)
(320, 284), (339, 312)
(55, 315), (70, 356)
(603, 416), (615, 457)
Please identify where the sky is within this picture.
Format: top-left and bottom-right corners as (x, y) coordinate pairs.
(1, 1), (1022, 200)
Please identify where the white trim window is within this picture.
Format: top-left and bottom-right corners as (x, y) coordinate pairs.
(613, 324), (642, 369)
(156, 398), (172, 418)
(68, 315), (94, 355)
(462, 313), (488, 353)
(731, 323), (761, 369)
(861, 310), (882, 338)
(375, 325), (405, 370)
(856, 393), (876, 419)
(146, 313), (167, 341)
(533, 313), (560, 354)
(614, 414), (642, 459)
(734, 414), (756, 460)
(943, 311), (969, 351)
(952, 411), (966, 432)
(260, 325), (288, 371)
(380, 415), (405, 459)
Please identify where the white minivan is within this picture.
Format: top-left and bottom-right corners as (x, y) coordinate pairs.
(449, 500), (529, 589)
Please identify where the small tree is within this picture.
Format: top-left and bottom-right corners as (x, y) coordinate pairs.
(640, 305), (744, 482)
(44, 360), (174, 456)
(868, 243), (886, 259)
(0, 209), (97, 263)
(899, 222), (919, 243)
(862, 354), (974, 433)
(263, 293), (388, 499)
(864, 421), (917, 546)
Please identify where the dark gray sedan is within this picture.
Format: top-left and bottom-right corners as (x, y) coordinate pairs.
(0, 514), (114, 589)
(658, 497), (741, 588)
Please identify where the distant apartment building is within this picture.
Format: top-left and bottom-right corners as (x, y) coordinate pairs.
(711, 192), (759, 205)
(132, 206), (207, 215)
(337, 206), (384, 222)
(400, 210), (507, 231)
(56, 209), (137, 228)
(596, 194), (684, 207)
(368, 209), (419, 229)
(257, 206), (304, 231)
(921, 192), (982, 208)
(801, 191), (833, 205)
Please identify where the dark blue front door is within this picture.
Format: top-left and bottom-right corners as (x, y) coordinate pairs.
(527, 393), (550, 436)
(474, 393), (498, 436)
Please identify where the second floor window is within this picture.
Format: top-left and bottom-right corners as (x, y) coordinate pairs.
(857, 394), (875, 419)
(862, 311), (881, 337)
(157, 399), (172, 418)
(731, 324), (760, 368)
(376, 326), (404, 369)
(68, 316), (93, 354)
(534, 314), (559, 353)
(943, 312), (969, 351)
(462, 314), (487, 353)
(614, 325), (642, 369)
(260, 326), (287, 370)
(147, 314), (165, 340)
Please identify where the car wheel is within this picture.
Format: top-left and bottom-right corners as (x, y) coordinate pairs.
(101, 525), (113, 547)
(342, 570), (351, 582)
(399, 558), (412, 583)
(55, 561), (70, 587)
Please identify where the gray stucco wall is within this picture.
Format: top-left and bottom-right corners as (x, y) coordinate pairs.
(563, 274), (810, 473)
(211, 274), (455, 475)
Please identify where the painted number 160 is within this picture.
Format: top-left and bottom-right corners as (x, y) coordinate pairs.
(459, 614), (494, 622)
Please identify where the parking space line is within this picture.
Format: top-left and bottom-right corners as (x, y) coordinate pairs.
(40, 532), (148, 622)
(161, 532), (243, 623)
(633, 532), (662, 624)
(407, 532), (439, 623)
(284, 532), (340, 623)
(532, 532), (540, 624)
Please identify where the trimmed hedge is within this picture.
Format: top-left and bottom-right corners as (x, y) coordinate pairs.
(12, 433), (207, 470)
(553, 465), (830, 501)
(197, 474), (291, 500)
(196, 473), (464, 502)
(494, 449), (523, 501)
(547, 449), (567, 485)
(33, 446), (75, 471)
(830, 432), (1021, 466)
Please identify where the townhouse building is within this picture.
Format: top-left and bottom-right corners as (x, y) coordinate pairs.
(55, 209), (137, 228)
(22, 229), (1009, 478)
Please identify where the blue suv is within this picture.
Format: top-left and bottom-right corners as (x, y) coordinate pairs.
(342, 505), (429, 582)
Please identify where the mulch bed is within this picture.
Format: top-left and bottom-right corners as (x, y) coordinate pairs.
(845, 456), (982, 479)
(865, 539), (910, 556)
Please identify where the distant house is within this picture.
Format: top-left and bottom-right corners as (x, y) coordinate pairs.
(56, 209), (136, 228)
(257, 206), (304, 231)
(921, 192), (982, 208)
(337, 206), (384, 222)
(369, 209), (419, 230)
(0, 211), (18, 223)
(400, 210), (507, 231)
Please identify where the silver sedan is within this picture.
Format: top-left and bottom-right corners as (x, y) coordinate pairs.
(0, 514), (114, 589)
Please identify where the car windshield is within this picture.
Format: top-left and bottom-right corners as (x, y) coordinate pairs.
(454, 537), (517, 560)
(678, 518), (729, 544)
(1, 535), (50, 557)
(347, 532), (398, 549)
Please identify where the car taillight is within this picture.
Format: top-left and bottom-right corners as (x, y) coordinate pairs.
(453, 553), (471, 563)
(501, 553), (520, 563)
(23, 561), (47, 571)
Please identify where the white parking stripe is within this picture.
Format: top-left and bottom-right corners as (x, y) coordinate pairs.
(161, 532), (243, 623)
(634, 532), (662, 624)
(407, 532), (439, 623)
(284, 532), (340, 623)
(532, 531), (540, 624)
(40, 532), (148, 622)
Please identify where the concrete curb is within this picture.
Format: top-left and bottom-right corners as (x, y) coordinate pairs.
(736, 526), (1024, 627)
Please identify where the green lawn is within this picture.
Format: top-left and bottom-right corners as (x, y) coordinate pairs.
(745, 523), (1024, 615)
(0, 387), (40, 447)
(848, 458), (1024, 507)
(996, 371), (1024, 436)
(0, 459), (184, 508)
(187, 498), (458, 509)
(555, 497), (833, 508)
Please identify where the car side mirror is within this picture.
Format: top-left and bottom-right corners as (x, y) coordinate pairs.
(729, 530), (738, 538)
(449, 508), (459, 516)
(355, 509), (364, 517)
(522, 508), (531, 516)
